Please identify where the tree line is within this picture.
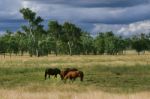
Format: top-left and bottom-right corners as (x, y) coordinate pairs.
(0, 8), (150, 57)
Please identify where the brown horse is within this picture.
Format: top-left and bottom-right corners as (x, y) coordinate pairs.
(64, 71), (84, 82)
(60, 68), (78, 80)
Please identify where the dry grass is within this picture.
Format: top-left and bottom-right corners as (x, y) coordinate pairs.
(0, 89), (150, 99)
(0, 51), (150, 99)
(0, 52), (150, 68)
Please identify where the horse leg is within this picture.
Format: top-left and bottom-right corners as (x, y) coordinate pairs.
(60, 74), (64, 80)
(45, 73), (47, 80)
(49, 75), (50, 79)
(55, 74), (57, 78)
(80, 76), (83, 82)
(69, 77), (74, 83)
(71, 78), (74, 83)
(79, 71), (84, 82)
(72, 78), (76, 83)
(73, 78), (76, 81)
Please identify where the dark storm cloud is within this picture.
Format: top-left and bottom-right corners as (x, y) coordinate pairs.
(0, 19), (27, 33)
(1, 0), (150, 36)
(24, 0), (150, 8)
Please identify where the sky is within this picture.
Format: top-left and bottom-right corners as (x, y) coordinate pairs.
(1, 0), (150, 37)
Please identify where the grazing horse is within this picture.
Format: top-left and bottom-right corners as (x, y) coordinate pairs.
(64, 71), (84, 82)
(60, 68), (78, 80)
(45, 68), (61, 80)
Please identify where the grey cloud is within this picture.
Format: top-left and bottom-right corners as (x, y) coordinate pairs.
(24, 0), (150, 8)
(0, 0), (22, 19)
(34, 3), (150, 24)
(0, 19), (27, 33)
(1, 0), (150, 37)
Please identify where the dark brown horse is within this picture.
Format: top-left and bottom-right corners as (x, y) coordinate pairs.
(64, 71), (84, 82)
(45, 68), (61, 80)
(60, 68), (78, 80)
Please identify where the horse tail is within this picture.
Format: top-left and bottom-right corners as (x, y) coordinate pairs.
(79, 71), (84, 81)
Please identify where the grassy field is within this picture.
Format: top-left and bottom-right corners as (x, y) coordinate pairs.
(0, 53), (150, 99)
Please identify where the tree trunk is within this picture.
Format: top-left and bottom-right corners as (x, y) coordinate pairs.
(30, 54), (33, 57)
(29, 25), (36, 57)
(3, 53), (5, 58)
(143, 50), (145, 54)
(9, 52), (12, 58)
(55, 49), (58, 56)
(124, 50), (126, 55)
(138, 52), (140, 55)
(36, 49), (39, 57)
(55, 41), (58, 56)
(21, 50), (24, 56)
(68, 42), (72, 56)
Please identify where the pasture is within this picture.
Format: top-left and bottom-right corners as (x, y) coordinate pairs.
(0, 52), (150, 99)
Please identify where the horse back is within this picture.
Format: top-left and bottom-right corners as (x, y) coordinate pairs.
(65, 71), (79, 78)
(45, 68), (60, 75)
(64, 68), (78, 75)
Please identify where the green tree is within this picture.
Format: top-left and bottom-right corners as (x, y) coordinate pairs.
(94, 33), (105, 54)
(81, 32), (94, 55)
(20, 8), (45, 57)
(15, 31), (28, 56)
(0, 36), (7, 58)
(48, 20), (62, 56)
(95, 31), (126, 55)
(132, 34), (149, 55)
(3, 31), (19, 57)
(62, 22), (82, 56)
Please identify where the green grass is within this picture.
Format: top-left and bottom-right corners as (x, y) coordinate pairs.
(0, 64), (150, 93)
